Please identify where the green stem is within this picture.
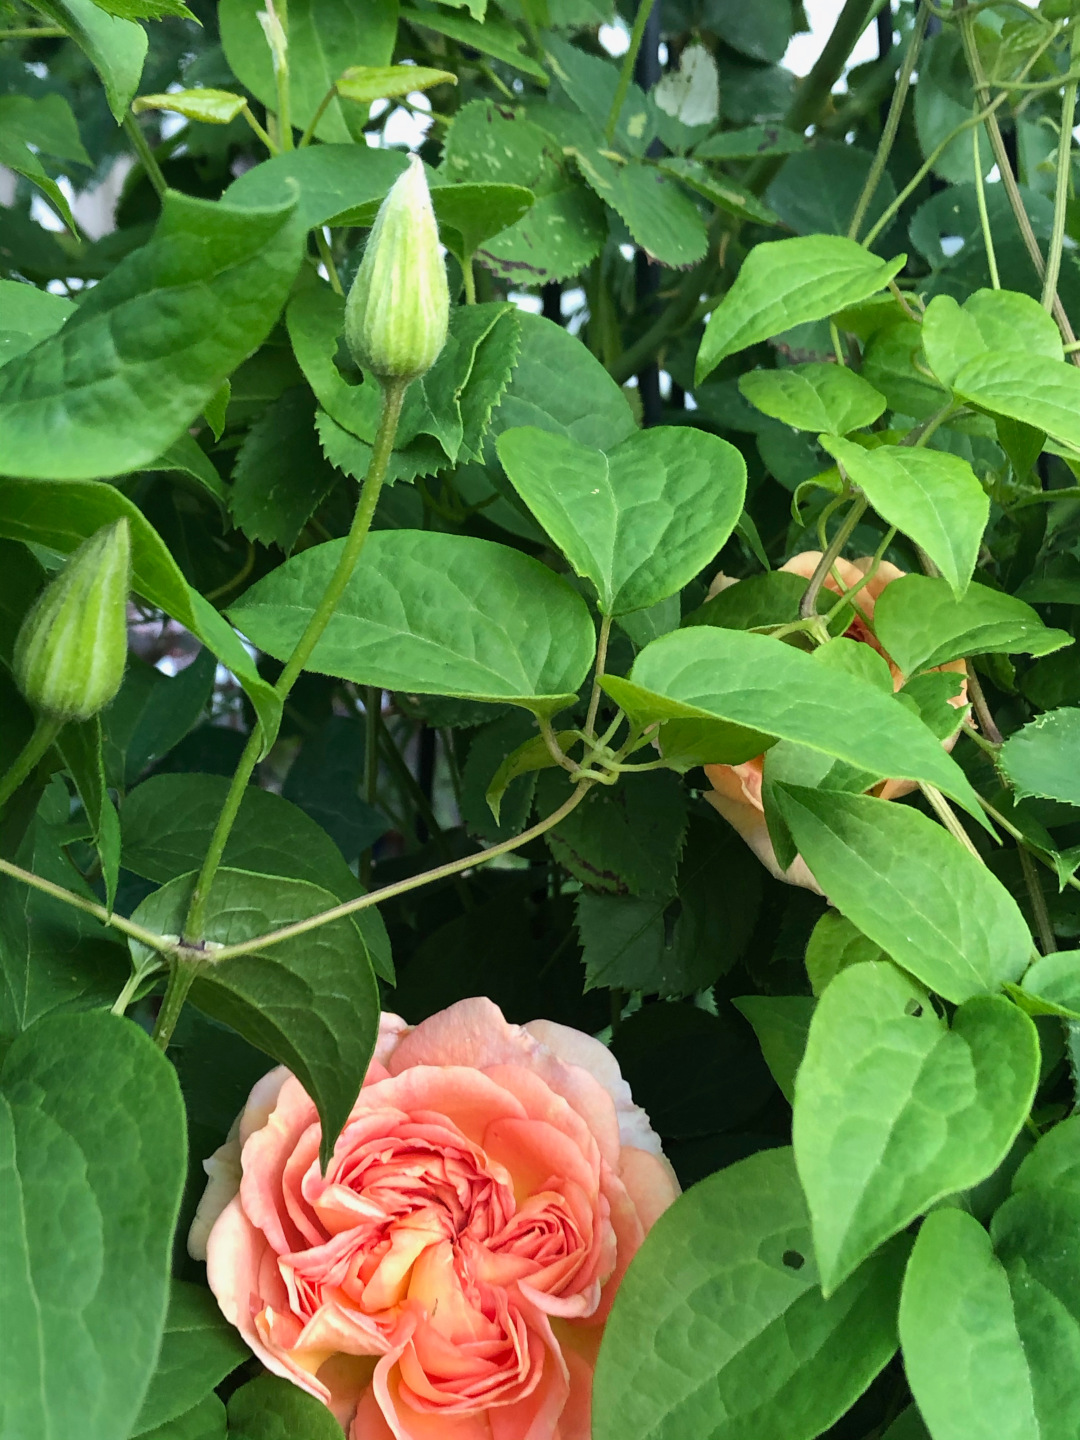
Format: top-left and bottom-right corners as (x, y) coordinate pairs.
(972, 103), (1000, 288)
(0, 716), (61, 812)
(0, 25), (67, 37)
(0, 855), (179, 951)
(1018, 843), (1057, 953)
(848, 1), (929, 241)
(1043, 38), (1077, 312)
(605, 0), (656, 145)
(196, 780), (596, 965)
(111, 963), (157, 1017)
(822, 524), (897, 623)
(314, 228), (344, 295)
(175, 381), (407, 942)
(919, 782), (982, 859)
(980, 796), (1080, 896)
(462, 255), (477, 305)
(241, 103), (276, 153)
(584, 613), (613, 740)
(299, 85), (336, 148)
(800, 496), (869, 619)
(123, 113), (168, 201)
(965, 660), (1004, 745)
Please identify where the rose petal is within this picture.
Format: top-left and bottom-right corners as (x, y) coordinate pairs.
(618, 1146), (680, 1231)
(524, 1023), (663, 1159)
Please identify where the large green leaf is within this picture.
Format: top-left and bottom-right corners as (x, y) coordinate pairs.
(219, 0), (398, 144)
(1018, 951), (1080, 1021)
(132, 1282), (248, 1437)
(226, 144), (408, 230)
(226, 1374), (344, 1440)
(479, 184), (606, 285)
(130, 868), (380, 1169)
(496, 424), (745, 614)
(34, 0), (147, 121)
(900, 1194), (1080, 1440)
(602, 627), (985, 819)
(820, 436), (988, 598)
(0, 192), (303, 481)
(0, 279), (75, 369)
(738, 362), (886, 434)
(775, 786), (1031, 1003)
(794, 961), (1039, 1293)
(954, 351), (1080, 452)
(139, 1394), (225, 1440)
(572, 151), (707, 269)
(0, 1012), (186, 1440)
(0, 478), (281, 751)
(873, 575), (1072, 675)
(999, 709), (1080, 806)
(696, 236), (905, 384)
(922, 290), (1064, 389)
(121, 773), (393, 982)
(229, 530), (596, 718)
(592, 1147), (907, 1440)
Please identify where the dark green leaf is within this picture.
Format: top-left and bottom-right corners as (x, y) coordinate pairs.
(766, 142), (897, 241)
(732, 995), (814, 1104)
(592, 1147), (907, 1440)
(34, 0), (147, 122)
(130, 868), (380, 1169)
(572, 151), (707, 269)
(57, 717), (121, 908)
(138, 1393), (225, 1440)
(103, 650), (215, 789)
(794, 961), (1039, 1292)
(226, 144), (407, 230)
(226, 1373), (343, 1440)
(230, 386), (340, 552)
(132, 1281), (248, 1436)
(683, 570), (808, 631)
(400, 7), (547, 81)
(0, 1012), (186, 1440)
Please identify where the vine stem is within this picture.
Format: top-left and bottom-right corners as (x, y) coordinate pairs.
(0, 855), (180, 952)
(605, 0), (656, 145)
(1018, 844), (1058, 954)
(980, 796), (1080, 896)
(0, 716), (62, 812)
(584, 614), (613, 739)
(848, 1), (930, 241)
(152, 378), (408, 1049)
(919, 783), (982, 859)
(193, 780), (596, 964)
(123, 113), (168, 201)
(971, 104), (1000, 288)
(965, 661), (1004, 745)
(800, 495), (869, 619)
(1043, 31), (1077, 312)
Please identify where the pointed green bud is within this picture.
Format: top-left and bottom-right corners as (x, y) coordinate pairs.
(14, 519), (131, 723)
(344, 155), (450, 383)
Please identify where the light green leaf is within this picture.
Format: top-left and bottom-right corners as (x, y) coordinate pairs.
(121, 772), (392, 983)
(226, 144), (408, 230)
(484, 729), (567, 827)
(1012, 1116), (1080, 1195)
(0, 128), (80, 234)
(804, 910), (889, 996)
(90, 0), (195, 17)
(954, 351), (1080, 452)
(820, 435), (988, 597)
(0, 191), (303, 481)
(775, 786), (1031, 1003)
(1014, 951), (1080, 1021)
(1000, 709), (1080, 806)
(226, 1374), (344, 1440)
(693, 124), (807, 161)
(739, 363), (886, 434)
(488, 311), (635, 451)
(657, 157), (779, 226)
(696, 236), (905, 384)
(433, 182), (535, 263)
(0, 93), (90, 167)
(57, 717), (121, 909)
(0, 1012), (186, 1440)
(601, 627), (986, 819)
(731, 995), (814, 1103)
(497, 424), (745, 614)
(794, 961), (1039, 1292)
(219, 0), (398, 144)
(336, 63), (455, 105)
(922, 289), (1064, 389)
(400, 7), (546, 80)
(592, 1147), (908, 1440)
(230, 530), (595, 719)
(0, 279), (75, 369)
(0, 478), (281, 753)
(874, 574), (1072, 675)
(132, 1281), (248, 1436)
(571, 151), (707, 269)
(133, 89), (248, 124)
(34, 0), (147, 122)
(130, 868), (380, 1169)
(479, 184), (607, 286)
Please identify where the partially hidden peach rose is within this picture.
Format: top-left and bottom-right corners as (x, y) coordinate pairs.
(189, 997), (680, 1440)
(703, 552), (969, 893)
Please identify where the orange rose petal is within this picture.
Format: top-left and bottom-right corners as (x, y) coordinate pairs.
(617, 1146), (680, 1232)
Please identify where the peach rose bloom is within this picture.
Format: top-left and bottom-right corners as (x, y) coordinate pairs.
(189, 998), (679, 1440)
(703, 552), (968, 892)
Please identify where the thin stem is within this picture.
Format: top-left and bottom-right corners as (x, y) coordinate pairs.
(539, 717), (577, 772)
(1043, 41), (1077, 311)
(972, 105), (1000, 288)
(315, 228), (344, 295)
(848, 1), (929, 241)
(462, 256), (477, 305)
(123, 113), (168, 200)
(0, 716), (61, 812)
(1018, 843), (1057, 953)
(605, 0), (656, 144)
(178, 378), (408, 949)
(965, 661), (1004, 744)
(0, 855), (179, 952)
(829, 319), (847, 366)
(920, 782), (982, 859)
(202, 780), (596, 964)
(980, 796), (1080, 896)
(800, 496), (869, 618)
(203, 543), (256, 603)
(585, 614), (613, 739)
(0, 25), (68, 38)
(110, 964), (157, 1017)
(822, 525), (897, 622)
(299, 84), (336, 148)
(241, 103), (276, 153)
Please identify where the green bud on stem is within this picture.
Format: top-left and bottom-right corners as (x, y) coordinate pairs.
(14, 519), (131, 722)
(344, 154), (450, 383)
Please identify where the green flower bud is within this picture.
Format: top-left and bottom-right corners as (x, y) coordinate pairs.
(344, 154), (450, 383)
(14, 519), (131, 722)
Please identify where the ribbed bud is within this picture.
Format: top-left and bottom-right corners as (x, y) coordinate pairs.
(344, 154), (449, 383)
(14, 519), (131, 722)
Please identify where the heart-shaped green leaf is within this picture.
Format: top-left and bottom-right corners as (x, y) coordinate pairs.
(497, 424), (746, 615)
(794, 961), (1038, 1292)
(954, 351), (1080, 451)
(775, 785), (1031, 1002)
(821, 436), (988, 598)
(230, 530), (596, 719)
(739, 362), (886, 434)
(227, 144), (408, 230)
